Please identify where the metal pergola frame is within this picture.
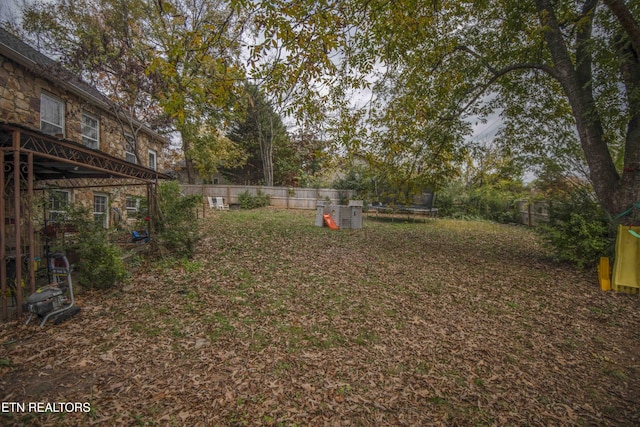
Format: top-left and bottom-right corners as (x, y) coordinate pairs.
(1, 123), (169, 320)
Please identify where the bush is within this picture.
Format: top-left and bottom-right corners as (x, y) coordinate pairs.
(437, 180), (523, 223)
(77, 235), (127, 289)
(538, 186), (611, 269)
(238, 190), (270, 209)
(57, 204), (126, 289)
(155, 181), (202, 258)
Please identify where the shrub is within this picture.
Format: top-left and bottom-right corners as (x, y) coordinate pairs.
(538, 186), (611, 269)
(57, 204), (126, 289)
(469, 185), (521, 223)
(155, 181), (202, 258)
(437, 180), (523, 223)
(238, 190), (270, 209)
(77, 235), (127, 289)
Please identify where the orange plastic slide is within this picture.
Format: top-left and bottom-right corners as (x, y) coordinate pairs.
(323, 214), (339, 230)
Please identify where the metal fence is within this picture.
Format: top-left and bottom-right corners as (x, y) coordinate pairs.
(180, 184), (354, 210)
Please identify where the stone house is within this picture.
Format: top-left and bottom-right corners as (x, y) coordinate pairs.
(0, 28), (168, 225)
(0, 28), (169, 318)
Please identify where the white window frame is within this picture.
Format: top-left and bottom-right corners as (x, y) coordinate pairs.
(125, 151), (137, 164)
(93, 193), (109, 228)
(81, 113), (100, 149)
(124, 134), (137, 163)
(40, 92), (65, 136)
(125, 196), (140, 213)
(148, 149), (157, 171)
(48, 190), (70, 223)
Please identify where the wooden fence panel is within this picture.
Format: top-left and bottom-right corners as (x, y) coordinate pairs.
(517, 200), (549, 226)
(180, 184), (353, 210)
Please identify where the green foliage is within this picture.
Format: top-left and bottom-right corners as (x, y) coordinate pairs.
(538, 187), (611, 269)
(241, 0), (640, 216)
(437, 179), (525, 223)
(238, 190), (271, 209)
(156, 181), (202, 257)
(58, 204), (126, 289)
(186, 124), (248, 180)
(337, 191), (350, 206)
(332, 165), (375, 201)
(22, 0), (246, 184)
(347, 163), (438, 208)
(20, 0), (640, 214)
(226, 83), (291, 186)
(78, 239), (128, 290)
(289, 127), (333, 188)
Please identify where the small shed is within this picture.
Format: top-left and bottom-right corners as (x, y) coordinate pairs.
(315, 200), (363, 229)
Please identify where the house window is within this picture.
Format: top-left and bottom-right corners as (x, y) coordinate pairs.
(125, 151), (137, 163)
(93, 193), (109, 228)
(48, 190), (70, 223)
(125, 196), (140, 212)
(40, 92), (65, 136)
(125, 134), (137, 163)
(81, 113), (99, 149)
(148, 149), (157, 171)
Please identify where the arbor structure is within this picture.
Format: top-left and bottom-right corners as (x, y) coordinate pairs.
(244, 0), (640, 216)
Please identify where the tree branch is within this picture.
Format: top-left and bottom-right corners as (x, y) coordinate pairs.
(458, 62), (557, 117)
(603, 0), (640, 55)
(454, 46), (498, 75)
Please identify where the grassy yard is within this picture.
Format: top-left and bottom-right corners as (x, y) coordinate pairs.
(1, 208), (639, 426)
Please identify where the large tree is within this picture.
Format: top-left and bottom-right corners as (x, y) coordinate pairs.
(21, 0), (164, 159)
(226, 83), (290, 186)
(20, 0), (247, 183)
(243, 0), (640, 216)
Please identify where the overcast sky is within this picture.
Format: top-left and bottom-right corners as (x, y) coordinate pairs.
(1, 0), (526, 178)
(0, 0), (23, 24)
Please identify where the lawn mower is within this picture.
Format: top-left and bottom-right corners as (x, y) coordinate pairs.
(24, 253), (80, 327)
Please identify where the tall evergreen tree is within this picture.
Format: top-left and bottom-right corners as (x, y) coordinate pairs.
(226, 84), (292, 186)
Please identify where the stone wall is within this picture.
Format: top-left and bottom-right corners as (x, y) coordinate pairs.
(0, 58), (38, 125)
(0, 55), (163, 170)
(1, 54), (164, 229)
(70, 185), (147, 227)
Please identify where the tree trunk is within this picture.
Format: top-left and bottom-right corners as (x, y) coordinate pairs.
(257, 114), (274, 187)
(185, 158), (196, 185)
(535, 0), (640, 217)
(181, 132), (196, 184)
(265, 116), (274, 187)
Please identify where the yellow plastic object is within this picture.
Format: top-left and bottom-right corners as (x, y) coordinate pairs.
(612, 225), (640, 294)
(598, 257), (611, 291)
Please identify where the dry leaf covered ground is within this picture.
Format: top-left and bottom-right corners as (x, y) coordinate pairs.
(1, 208), (639, 426)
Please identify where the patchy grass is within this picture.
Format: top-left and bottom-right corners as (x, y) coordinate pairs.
(1, 208), (639, 426)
